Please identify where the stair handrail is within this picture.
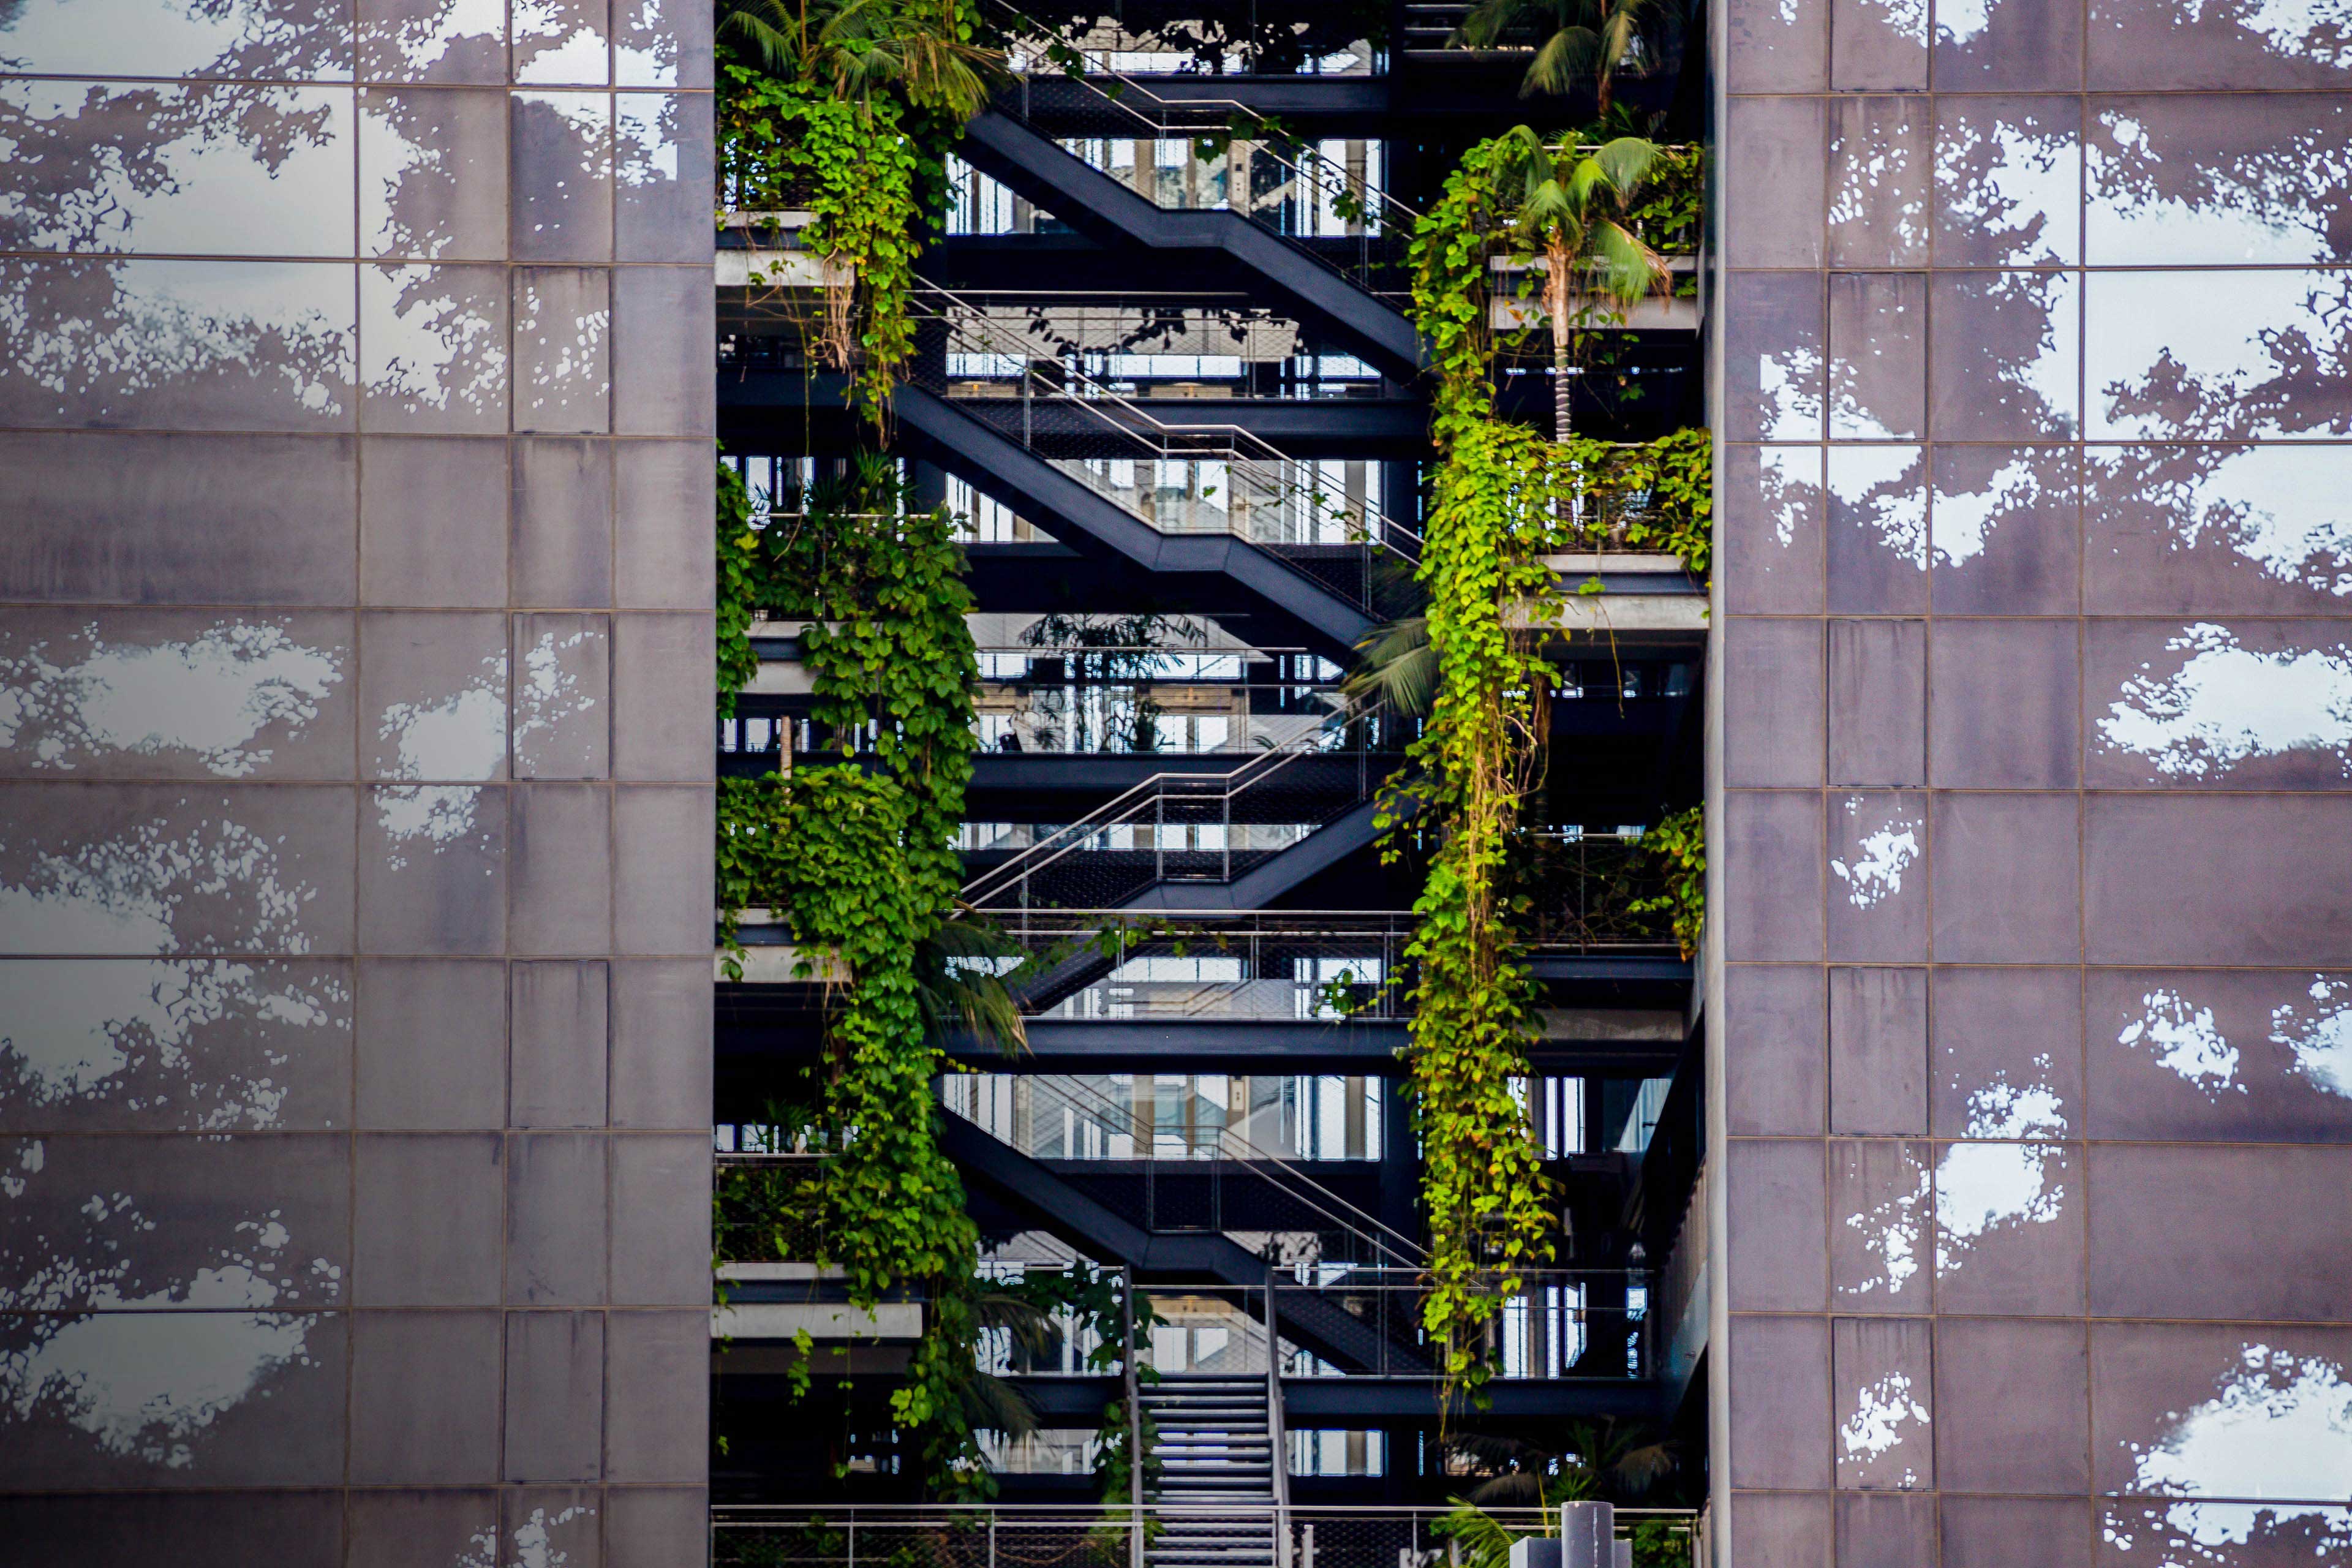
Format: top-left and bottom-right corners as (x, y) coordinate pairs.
(980, 1064), (1428, 1269)
(983, 0), (1424, 243)
(959, 695), (1389, 908)
(910, 282), (1423, 562)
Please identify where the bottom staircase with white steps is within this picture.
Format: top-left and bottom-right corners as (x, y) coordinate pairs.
(1141, 1376), (1283, 1568)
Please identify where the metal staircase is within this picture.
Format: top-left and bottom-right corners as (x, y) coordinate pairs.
(1144, 1376), (1285, 1568)
(895, 285), (1419, 662)
(963, 6), (1422, 379)
(960, 699), (1405, 918)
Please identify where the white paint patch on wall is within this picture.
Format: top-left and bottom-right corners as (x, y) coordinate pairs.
(1831, 801), (1921, 910)
(1841, 1163), (1929, 1297)
(2101, 623), (2352, 778)
(1841, 1370), (1930, 1487)
(1936, 1142), (2064, 1272)
(2118, 988), (2244, 1095)
(0, 1310), (320, 1469)
(0, 622), (341, 777)
(0, 960), (337, 1123)
(2270, 979), (2352, 1099)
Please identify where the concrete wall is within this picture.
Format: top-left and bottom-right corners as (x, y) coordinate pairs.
(1711, 0), (2352, 1559)
(0, 2), (715, 1559)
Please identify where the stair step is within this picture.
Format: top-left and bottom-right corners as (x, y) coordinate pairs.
(1162, 1463), (1274, 1473)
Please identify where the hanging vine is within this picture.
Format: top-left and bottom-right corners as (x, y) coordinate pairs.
(1397, 135), (1563, 1412)
(716, 456), (763, 717)
(719, 0), (1000, 421)
(1628, 805), (1705, 960)
(1398, 134), (1713, 1409)
(712, 455), (990, 1496)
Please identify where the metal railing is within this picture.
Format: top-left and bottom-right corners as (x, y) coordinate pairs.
(1001, 915), (1415, 1023)
(1137, 1270), (1649, 1382)
(985, 1), (1420, 300)
(909, 281), (1420, 567)
(957, 696), (1398, 911)
(710, 1504), (1705, 1568)
(948, 1066), (1424, 1268)
(714, 1152), (830, 1265)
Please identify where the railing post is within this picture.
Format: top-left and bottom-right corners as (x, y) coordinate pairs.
(1222, 786), (1233, 883)
(1264, 1263), (1291, 1554)
(1124, 1265), (1144, 1568)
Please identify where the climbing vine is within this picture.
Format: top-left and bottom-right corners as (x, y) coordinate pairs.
(1395, 134), (1562, 1411)
(712, 454), (987, 1495)
(1399, 132), (1711, 1408)
(718, 0), (997, 421)
(1623, 144), (1705, 260)
(1628, 805), (1705, 960)
(1554, 427), (1714, 575)
(716, 456), (763, 717)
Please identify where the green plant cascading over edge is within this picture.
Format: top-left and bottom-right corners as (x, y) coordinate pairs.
(719, 0), (1000, 422)
(714, 459), (995, 1496)
(1398, 132), (1711, 1412)
(1627, 804), (1703, 960)
(1396, 134), (1566, 1415)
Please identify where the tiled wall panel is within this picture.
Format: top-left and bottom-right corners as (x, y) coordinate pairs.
(1713, 0), (2352, 1558)
(0, 1), (714, 1558)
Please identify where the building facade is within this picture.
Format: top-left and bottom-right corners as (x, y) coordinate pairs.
(1712, 0), (2352, 1559)
(1, 1), (716, 1560)
(1, 0), (2348, 1562)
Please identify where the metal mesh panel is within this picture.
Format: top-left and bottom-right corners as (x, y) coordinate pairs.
(982, 1), (1420, 303)
(714, 1153), (829, 1264)
(710, 1506), (1703, 1568)
(959, 701), (1401, 911)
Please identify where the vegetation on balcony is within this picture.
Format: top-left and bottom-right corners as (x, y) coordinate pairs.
(1396, 126), (1706, 1408)
(718, 0), (1002, 418)
(715, 454), (1003, 1496)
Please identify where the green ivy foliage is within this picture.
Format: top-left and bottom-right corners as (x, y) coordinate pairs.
(718, 1), (988, 422)
(1553, 426), (1714, 576)
(1400, 134), (1713, 1408)
(715, 456), (763, 717)
(1622, 145), (1704, 257)
(1627, 805), (1705, 959)
(1397, 135), (1563, 1411)
(711, 461), (986, 1496)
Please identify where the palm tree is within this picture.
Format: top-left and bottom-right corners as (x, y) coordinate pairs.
(720, 0), (1006, 119)
(1436, 1423), (1681, 1568)
(1457, 0), (1657, 116)
(1493, 126), (1672, 444)
(918, 910), (1030, 1057)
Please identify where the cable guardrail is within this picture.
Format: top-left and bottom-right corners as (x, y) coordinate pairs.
(982, 0), (1422, 298)
(952, 1063), (1425, 1269)
(908, 284), (1423, 622)
(957, 696), (1396, 911)
(910, 282), (1421, 556)
(709, 1504), (1707, 1568)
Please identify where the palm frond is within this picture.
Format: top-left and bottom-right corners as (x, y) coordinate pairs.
(1344, 614), (1437, 717)
(960, 1368), (1041, 1439)
(1465, 1469), (1546, 1506)
(1591, 134), (1660, 194)
(1523, 25), (1605, 96)
(1433, 1498), (1525, 1568)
